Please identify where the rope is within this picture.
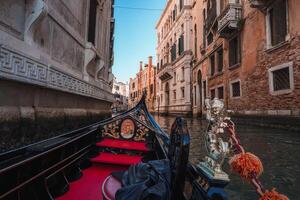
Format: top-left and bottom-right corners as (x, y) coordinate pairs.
(224, 119), (289, 200)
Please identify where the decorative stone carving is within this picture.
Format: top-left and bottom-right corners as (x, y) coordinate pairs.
(83, 42), (97, 82)
(24, 0), (48, 45)
(0, 45), (113, 102)
(95, 59), (105, 81)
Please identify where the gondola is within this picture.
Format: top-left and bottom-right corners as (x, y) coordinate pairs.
(0, 94), (288, 200)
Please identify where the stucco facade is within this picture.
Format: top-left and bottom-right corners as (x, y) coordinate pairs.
(155, 0), (194, 115)
(191, 0), (300, 117)
(129, 57), (157, 112)
(0, 0), (115, 151)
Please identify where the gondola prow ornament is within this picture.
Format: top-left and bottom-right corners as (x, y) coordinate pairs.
(198, 97), (289, 200)
(197, 98), (230, 181)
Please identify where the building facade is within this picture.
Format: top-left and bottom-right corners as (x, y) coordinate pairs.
(190, 0), (300, 117)
(0, 0), (115, 151)
(129, 57), (156, 112)
(155, 0), (194, 115)
(112, 76), (129, 112)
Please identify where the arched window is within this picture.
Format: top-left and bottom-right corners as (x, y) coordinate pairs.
(173, 5), (177, 21)
(179, 0), (184, 10)
(194, 24), (197, 58)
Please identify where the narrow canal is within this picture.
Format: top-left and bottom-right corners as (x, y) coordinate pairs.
(153, 115), (300, 200)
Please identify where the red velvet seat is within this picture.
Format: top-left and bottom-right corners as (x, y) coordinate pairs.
(102, 175), (122, 200)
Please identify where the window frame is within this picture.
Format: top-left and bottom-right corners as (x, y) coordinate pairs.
(217, 85), (224, 99)
(210, 88), (216, 100)
(217, 47), (223, 73)
(230, 79), (242, 99)
(209, 53), (215, 76)
(265, 0), (289, 49)
(228, 34), (241, 68)
(173, 90), (177, 100)
(181, 87), (185, 98)
(268, 61), (294, 95)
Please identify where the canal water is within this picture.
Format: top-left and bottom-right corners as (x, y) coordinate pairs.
(153, 115), (300, 200)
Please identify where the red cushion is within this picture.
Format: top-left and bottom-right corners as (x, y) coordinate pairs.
(97, 138), (150, 152)
(90, 152), (142, 166)
(102, 175), (122, 200)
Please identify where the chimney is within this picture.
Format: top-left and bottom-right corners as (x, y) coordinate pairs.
(139, 61), (143, 71)
(148, 56), (153, 67)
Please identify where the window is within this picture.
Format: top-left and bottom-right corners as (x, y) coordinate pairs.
(210, 54), (215, 76)
(203, 80), (207, 99)
(268, 62), (294, 95)
(194, 86), (196, 105)
(230, 80), (241, 98)
(210, 88), (215, 99)
(194, 24), (198, 58)
(202, 10), (206, 48)
(173, 72), (177, 84)
(217, 48), (223, 72)
(150, 84), (154, 94)
(181, 87), (185, 98)
(171, 44), (177, 62)
(181, 67), (185, 81)
(180, 0), (184, 10)
(173, 5), (177, 21)
(88, 0), (98, 45)
(217, 86), (224, 99)
(229, 34), (241, 67)
(173, 90), (177, 100)
(207, 32), (214, 45)
(267, 0), (288, 47)
(178, 35), (184, 55)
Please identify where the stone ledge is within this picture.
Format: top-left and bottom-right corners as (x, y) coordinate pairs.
(0, 45), (114, 103)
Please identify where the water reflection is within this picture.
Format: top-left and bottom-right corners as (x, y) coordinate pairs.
(153, 115), (300, 200)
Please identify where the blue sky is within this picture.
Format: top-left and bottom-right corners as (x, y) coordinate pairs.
(112, 0), (167, 83)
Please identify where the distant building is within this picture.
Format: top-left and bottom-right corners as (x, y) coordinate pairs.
(155, 0), (193, 115)
(0, 0), (115, 151)
(129, 57), (156, 112)
(191, 0), (300, 117)
(112, 76), (129, 112)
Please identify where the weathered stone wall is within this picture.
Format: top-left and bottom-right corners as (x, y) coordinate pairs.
(0, 79), (111, 153)
(0, 0), (25, 37)
(191, 0), (300, 117)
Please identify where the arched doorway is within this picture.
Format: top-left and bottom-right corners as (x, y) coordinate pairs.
(197, 70), (202, 115)
(165, 82), (170, 111)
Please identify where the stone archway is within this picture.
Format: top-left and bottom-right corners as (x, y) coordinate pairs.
(197, 70), (202, 115)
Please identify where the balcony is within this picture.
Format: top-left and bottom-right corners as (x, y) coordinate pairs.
(157, 64), (173, 81)
(249, 0), (272, 9)
(218, 3), (242, 38)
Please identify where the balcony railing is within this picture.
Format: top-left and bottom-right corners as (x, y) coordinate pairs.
(218, 3), (242, 38)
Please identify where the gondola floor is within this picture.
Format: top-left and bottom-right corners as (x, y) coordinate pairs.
(56, 138), (148, 200)
(56, 164), (127, 200)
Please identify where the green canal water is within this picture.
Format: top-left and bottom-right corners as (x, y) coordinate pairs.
(153, 115), (300, 200)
